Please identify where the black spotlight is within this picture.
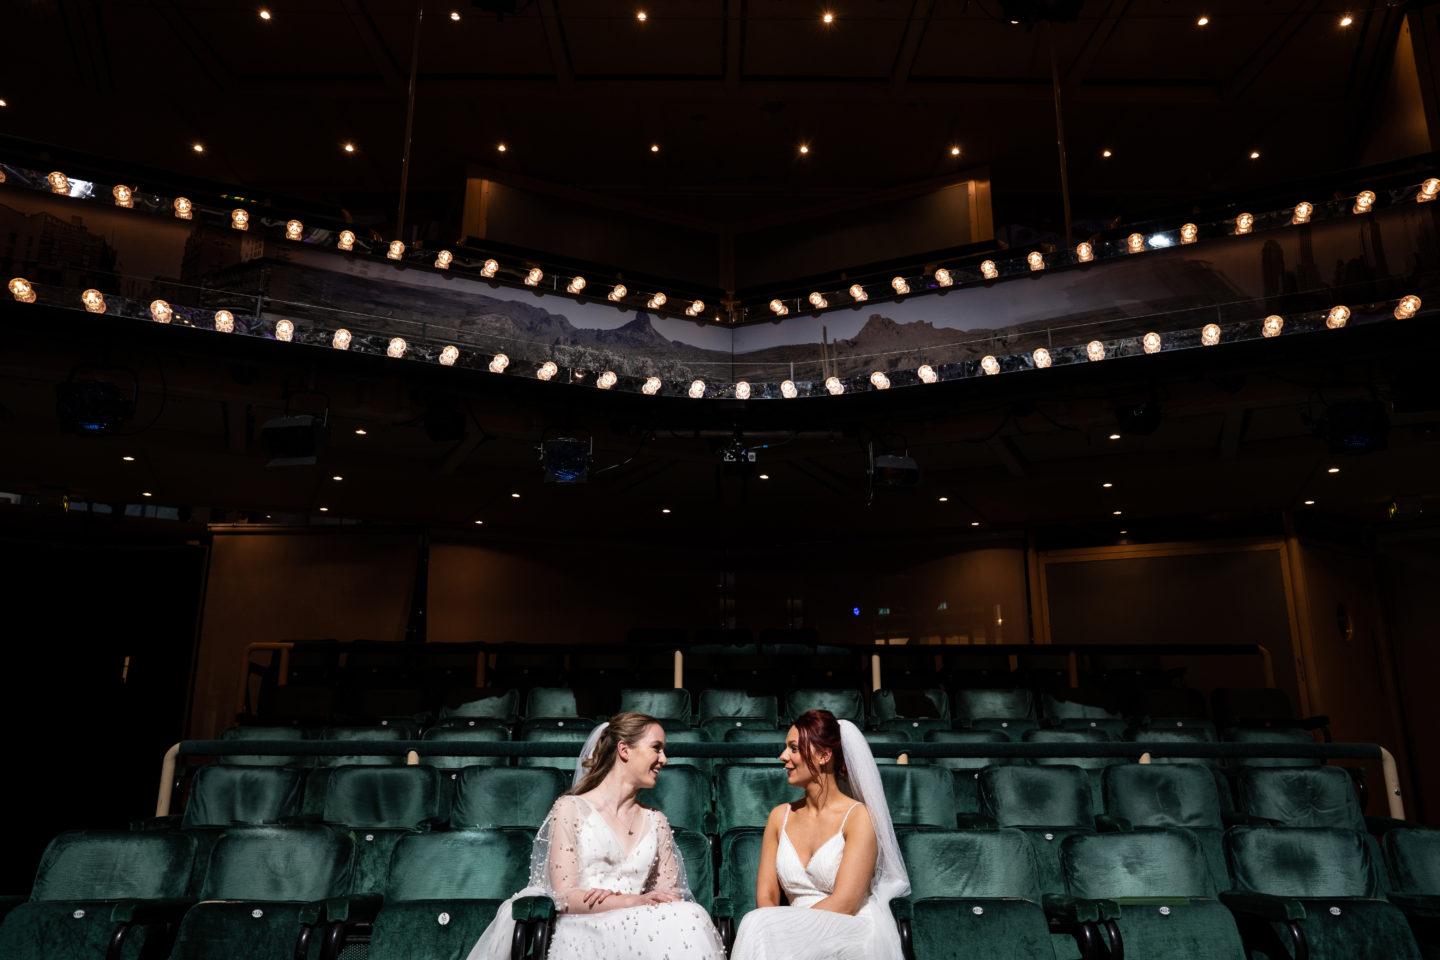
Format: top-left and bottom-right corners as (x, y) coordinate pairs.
(262, 414), (330, 466)
(869, 443), (922, 489)
(1113, 399), (1163, 436)
(55, 364), (138, 435)
(1321, 399), (1389, 454)
(542, 437), (592, 483)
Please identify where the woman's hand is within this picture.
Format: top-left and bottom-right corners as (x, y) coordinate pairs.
(577, 890), (679, 911)
(580, 888), (620, 908)
(639, 890), (681, 905)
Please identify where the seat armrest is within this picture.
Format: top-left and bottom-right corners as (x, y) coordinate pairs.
(278, 814), (324, 826)
(512, 895), (555, 923)
(1220, 890), (1306, 921)
(299, 894), (384, 926)
(129, 815), (183, 832)
(1043, 893), (1116, 923)
(109, 898), (195, 924)
(889, 897), (913, 922)
(1388, 893), (1440, 919)
(711, 897), (735, 920)
(1094, 814), (1133, 833)
(954, 813), (998, 830)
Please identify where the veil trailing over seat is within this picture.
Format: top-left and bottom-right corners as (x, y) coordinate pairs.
(837, 718), (911, 908)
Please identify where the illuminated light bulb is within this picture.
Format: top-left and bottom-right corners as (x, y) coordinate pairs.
(1127, 233), (1145, 253)
(231, 209), (249, 231)
(1086, 340), (1105, 362)
(688, 379), (706, 399)
(1143, 331), (1162, 354)
(685, 299), (705, 316)
(981, 260), (998, 279)
(1340, 14), (1353, 26)
(891, 277), (910, 294)
(8, 278), (36, 303)
(826, 376), (843, 395)
(647, 292), (667, 309)
(1291, 202), (1313, 225)
(112, 184), (133, 208)
(1236, 213), (1254, 234)
(1353, 190), (1376, 214)
(769, 299), (789, 316)
(439, 345), (459, 366)
(174, 197), (192, 220)
(807, 291), (829, 309)
(435, 250), (453, 269)
(1197, 15), (1208, 25)
(1027, 252), (1045, 272)
(450, 10), (460, 19)
(1420, 179), (1440, 202)
(387, 241), (405, 261)
(344, 143), (355, 153)
(149, 300), (173, 323)
(917, 364), (938, 384)
(934, 268), (953, 287)
(642, 377), (662, 395)
(480, 259), (499, 278)
(47, 171), (69, 195)
(1262, 315), (1284, 338)
(386, 337), (407, 358)
(870, 371), (891, 390)
(650, 144), (659, 154)
(799, 145), (810, 155)
(597, 371), (617, 390)
(1201, 323), (1221, 346)
(1032, 348), (1052, 369)
(213, 310), (234, 333)
(275, 319), (294, 342)
(608, 284), (627, 301)
(735, 381), (751, 400)
(1395, 294), (1422, 319)
(1076, 242), (1094, 262)
(781, 380), (798, 398)
(80, 288), (109, 314)
(1181, 223), (1197, 244)
(285, 220), (303, 241)
(980, 355), (1000, 375)
(637, 10), (647, 20)
(823, 11), (834, 22)
(496, 144), (506, 153)
(951, 146), (960, 156)
(537, 361), (558, 380)
(259, 8), (271, 19)
(337, 230), (355, 251)
(1249, 150), (1261, 160)
(489, 353), (509, 373)
(1326, 305), (1350, 329)
(561, 275), (585, 294)
(332, 328), (352, 350)
(523, 267), (543, 286)
(0, 169), (5, 183)
(849, 284), (868, 301)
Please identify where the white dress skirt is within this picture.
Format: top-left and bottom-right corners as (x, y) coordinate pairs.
(466, 796), (725, 960)
(729, 804), (904, 960)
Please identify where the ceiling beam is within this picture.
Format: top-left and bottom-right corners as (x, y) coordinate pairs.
(1061, 0), (1130, 93)
(339, 0), (406, 93)
(1223, 0), (1323, 102)
(890, 0), (936, 94)
(535, 0), (575, 85)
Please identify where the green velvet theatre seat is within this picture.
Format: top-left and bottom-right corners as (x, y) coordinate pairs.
(878, 766), (958, 828)
(712, 827), (764, 951)
(362, 828), (535, 960)
(924, 730), (1014, 814)
(673, 828), (715, 913)
(1222, 825), (1421, 960)
(865, 729), (915, 765)
(979, 765), (1096, 897)
(716, 763), (802, 836)
(620, 687), (692, 722)
(1235, 767), (1365, 831)
(437, 688), (520, 724)
(524, 687), (580, 720)
(952, 688), (1035, 723)
(168, 825), (355, 960)
(321, 765), (442, 896)
(420, 723), (510, 789)
(638, 764), (714, 834)
(0, 830), (198, 960)
(182, 765), (305, 828)
(1061, 828), (1247, 959)
(317, 724), (413, 766)
(701, 715), (778, 744)
(877, 716), (954, 741)
(218, 726), (309, 766)
(724, 726), (786, 748)
(697, 690), (779, 725)
(1023, 728), (1121, 809)
(449, 767), (567, 829)
(1102, 763), (1231, 891)
(1221, 727), (1321, 769)
(897, 828), (1086, 960)
(871, 688), (951, 723)
(1382, 828), (1440, 957)
(661, 726), (713, 776)
(517, 727), (591, 772)
(783, 689), (866, 726)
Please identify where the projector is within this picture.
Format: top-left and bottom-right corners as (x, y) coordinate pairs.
(261, 414), (330, 466)
(870, 444), (922, 489)
(55, 380), (134, 435)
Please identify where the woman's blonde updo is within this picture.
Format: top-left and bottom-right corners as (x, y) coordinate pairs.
(566, 711), (662, 796)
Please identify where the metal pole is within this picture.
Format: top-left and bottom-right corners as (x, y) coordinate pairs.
(1049, 26), (1073, 248)
(396, 3), (424, 241)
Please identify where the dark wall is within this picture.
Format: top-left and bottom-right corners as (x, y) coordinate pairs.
(1377, 537), (1440, 824)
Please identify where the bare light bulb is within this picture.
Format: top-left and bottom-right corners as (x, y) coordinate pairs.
(387, 337), (407, 358)
(769, 299), (789, 316)
(113, 185), (133, 208)
(685, 299), (705, 316)
(891, 277), (910, 294)
(9, 278), (36, 303)
(688, 379), (706, 399)
(285, 220), (303, 241)
(174, 197), (192, 220)
(439, 345), (459, 366)
(1326, 305), (1350, 329)
(1076, 243), (1094, 262)
(934, 268), (953, 287)
(642, 377), (662, 395)
(524, 267), (543, 286)
(1032, 348), (1052, 369)
(917, 364), (938, 384)
(566, 276), (586, 294)
(1027, 251), (1045, 271)
(214, 310), (234, 333)
(647, 292), (667, 309)
(1201, 323), (1221, 346)
(980, 356), (1000, 375)
(781, 380), (798, 398)
(489, 353), (509, 373)
(480, 259), (499, 278)
(1353, 191), (1376, 214)
(734, 381), (751, 400)
(597, 371), (617, 390)
(332, 329), (352, 350)
(149, 300), (172, 323)
(387, 241), (405, 261)
(275, 319), (295, 342)
(1395, 294), (1422, 319)
(81, 289), (106, 314)
(1143, 332), (1162, 354)
(1180, 223), (1197, 244)
(1419, 179), (1440, 202)
(231, 209), (249, 231)
(849, 284), (868, 301)
(870, 371), (891, 390)
(1086, 340), (1105, 362)
(825, 376), (843, 395)
(47, 172), (69, 195)
(337, 230), (355, 251)
(435, 250), (453, 269)
(1262, 315), (1284, 338)
(1236, 213), (1254, 234)
(537, 361), (558, 380)
(1291, 202), (1313, 225)
(603, 284), (627, 302)
(981, 260), (998, 279)
(1127, 233), (1145, 253)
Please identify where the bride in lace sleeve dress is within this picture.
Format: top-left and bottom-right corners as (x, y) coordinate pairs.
(466, 713), (726, 960)
(729, 710), (910, 960)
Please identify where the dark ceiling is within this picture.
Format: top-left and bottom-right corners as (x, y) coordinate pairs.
(1, 0), (1419, 231)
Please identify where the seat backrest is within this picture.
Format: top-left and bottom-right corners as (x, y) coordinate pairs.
(1133, 719), (1218, 741)
(716, 763), (801, 835)
(1384, 829), (1440, 896)
(517, 727), (590, 770)
(199, 826), (353, 901)
(980, 765), (1093, 828)
(898, 828), (1041, 900)
(1103, 763), (1223, 829)
(673, 827), (714, 911)
(317, 725), (409, 766)
(878, 766), (957, 828)
(420, 725), (508, 770)
(638, 765), (713, 835)
(864, 729), (912, 762)
(450, 767), (566, 829)
(1236, 766), (1364, 830)
(1226, 826), (1385, 899)
(701, 716), (778, 743)
(877, 717), (952, 741)
(218, 726), (307, 766)
(525, 687), (579, 719)
(1212, 688), (1296, 727)
(953, 688), (1034, 721)
(698, 690), (779, 724)
(620, 688), (692, 721)
(385, 828), (535, 902)
(784, 689), (865, 726)
(32, 830), (198, 901)
(183, 764), (305, 828)
(870, 688), (949, 722)
(438, 689), (519, 723)
(924, 729), (1012, 771)
(725, 727), (786, 749)
(1024, 727), (1115, 756)
(322, 765), (441, 829)
(718, 827), (765, 916)
(1042, 691), (1123, 723)
(1063, 828), (1216, 900)
(1221, 727), (1320, 767)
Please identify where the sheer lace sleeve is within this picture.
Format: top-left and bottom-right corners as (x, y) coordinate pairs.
(532, 796), (587, 913)
(648, 811), (694, 901)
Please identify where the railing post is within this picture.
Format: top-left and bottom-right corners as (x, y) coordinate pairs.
(674, 650), (684, 689)
(156, 743), (180, 816)
(1380, 746), (1406, 820)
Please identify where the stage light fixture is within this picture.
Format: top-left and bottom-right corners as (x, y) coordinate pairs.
(1076, 243), (1093, 262)
(1143, 331), (1162, 354)
(1326, 305), (1350, 329)
(609, 284), (628, 301)
(981, 260), (999, 279)
(1236, 213), (1254, 234)
(981, 356), (1000, 375)
(1032, 348), (1052, 368)
(1127, 233), (1145, 253)
(648, 292), (667, 309)
(276, 320), (295, 342)
(869, 445), (921, 489)
(686, 299), (705, 316)
(809, 292), (828, 308)
(47, 172), (68, 195)
(332, 329), (351, 350)
(567, 275), (586, 294)
(826, 376), (843, 395)
(1292, 202), (1313, 225)
(1027, 252), (1045, 271)
(231, 209), (249, 231)
(8, 278), (36, 303)
(849, 284), (868, 301)
(437, 345), (459, 366)
(524, 267), (543, 286)
(1395, 295), (1421, 318)
(489, 353), (509, 373)
(870, 371), (891, 390)
(81, 289), (106, 314)
(481, 259), (499, 277)
(262, 413), (330, 466)
(769, 299), (789, 316)
(735, 381), (751, 399)
(56, 377), (135, 436)
(1262, 315), (1284, 337)
(285, 220), (303, 240)
(1201, 323), (1221, 345)
(642, 377), (662, 395)
(435, 250), (453, 269)
(337, 230), (355, 251)
(1352, 191), (1376, 214)
(891, 277), (910, 295)
(1181, 223), (1197, 244)
(688, 379), (706, 398)
(934, 268), (953, 287)
(113, 185), (133, 208)
(542, 437), (592, 483)
(1086, 340), (1105, 361)
(597, 371), (617, 390)
(537, 361), (558, 381)
(1416, 180), (1437, 203)
(388, 241), (405, 261)
(918, 364), (938, 383)
(174, 197), (192, 220)
(149, 300), (172, 323)
(211, 310), (233, 332)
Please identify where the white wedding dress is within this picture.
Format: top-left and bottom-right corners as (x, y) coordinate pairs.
(466, 795), (726, 960)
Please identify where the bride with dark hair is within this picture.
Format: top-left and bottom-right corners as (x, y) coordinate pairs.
(729, 709), (910, 960)
(466, 712), (725, 960)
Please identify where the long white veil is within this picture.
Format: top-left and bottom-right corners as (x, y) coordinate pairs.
(837, 719), (910, 906)
(573, 721), (610, 787)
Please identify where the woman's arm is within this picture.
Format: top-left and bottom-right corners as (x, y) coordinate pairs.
(811, 804), (877, 915)
(754, 804), (786, 909)
(650, 814), (688, 900)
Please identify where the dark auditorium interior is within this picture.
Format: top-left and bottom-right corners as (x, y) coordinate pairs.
(2, 1), (1440, 958)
